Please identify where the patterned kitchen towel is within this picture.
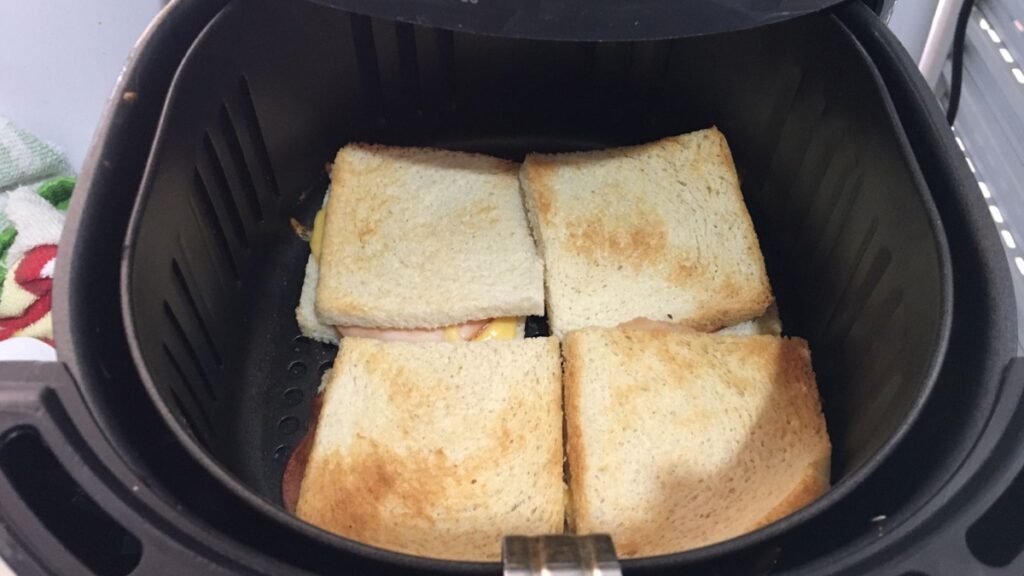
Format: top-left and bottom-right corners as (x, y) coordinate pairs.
(0, 118), (73, 346)
(0, 117), (68, 194)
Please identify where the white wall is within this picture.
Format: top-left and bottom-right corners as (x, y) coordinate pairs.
(0, 0), (165, 171)
(888, 0), (941, 64)
(0, 0), (943, 172)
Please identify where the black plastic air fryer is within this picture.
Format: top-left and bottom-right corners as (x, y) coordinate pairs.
(1, 0), (1023, 574)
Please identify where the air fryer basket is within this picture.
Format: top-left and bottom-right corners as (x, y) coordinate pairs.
(121, 0), (951, 568)
(0, 0), (1021, 575)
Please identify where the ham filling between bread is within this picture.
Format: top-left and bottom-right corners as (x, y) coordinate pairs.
(335, 317), (519, 343)
(617, 318), (696, 332)
(617, 303), (782, 336)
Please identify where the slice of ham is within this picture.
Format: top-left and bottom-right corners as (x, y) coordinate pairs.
(335, 319), (489, 343)
(618, 309), (780, 335)
(282, 393), (323, 514)
(617, 318), (696, 332)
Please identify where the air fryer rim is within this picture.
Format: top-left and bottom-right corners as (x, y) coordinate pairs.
(113, 4), (953, 573)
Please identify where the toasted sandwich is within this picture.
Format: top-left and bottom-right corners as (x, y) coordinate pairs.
(520, 128), (773, 339)
(296, 144), (543, 344)
(563, 328), (830, 557)
(295, 337), (564, 561)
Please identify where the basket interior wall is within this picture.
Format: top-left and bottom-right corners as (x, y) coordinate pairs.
(125, 0), (945, 505)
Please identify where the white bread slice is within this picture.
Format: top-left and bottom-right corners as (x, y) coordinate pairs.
(564, 329), (830, 558)
(295, 337), (564, 561)
(315, 144), (544, 329)
(521, 128), (772, 339)
(296, 254), (339, 344)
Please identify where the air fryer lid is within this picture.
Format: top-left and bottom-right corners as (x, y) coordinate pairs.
(307, 0), (850, 40)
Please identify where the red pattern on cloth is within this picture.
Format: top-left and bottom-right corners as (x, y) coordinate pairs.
(0, 244), (56, 341)
(14, 244), (56, 295)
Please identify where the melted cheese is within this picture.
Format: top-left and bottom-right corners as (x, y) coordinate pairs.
(310, 209), (326, 262)
(441, 317), (519, 342)
(472, 317), (518, 341)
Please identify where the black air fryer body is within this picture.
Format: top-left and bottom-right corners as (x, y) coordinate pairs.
(1, 1), (1023, 575)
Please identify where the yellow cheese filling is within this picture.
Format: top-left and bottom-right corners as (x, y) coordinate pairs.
(310, 208), (326, 262)
(473, 317), (519, 341)
(443, 317), (520, 342)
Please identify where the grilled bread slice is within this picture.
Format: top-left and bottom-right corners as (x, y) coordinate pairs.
(295, 337), (564, 561)
(315, 144), (544, 329)
(563, 328), (830, 558)
(520, 128), (772, 338)
(296, 253), (339, 343)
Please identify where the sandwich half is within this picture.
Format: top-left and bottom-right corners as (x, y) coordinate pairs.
(303, 144), (543, 343)
(563, 328), (830, 558)
(520, 128), (772, 338)
(295, 337), (564, 561)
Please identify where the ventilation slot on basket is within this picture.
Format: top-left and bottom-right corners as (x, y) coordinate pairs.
(394, 23), (423, 112)
(747, 64), (805, 186)
(190, 170), (241, 280)
(199, 134), (249, 249)
(354, 18), (428, 120)
(818, 219), (882, 341)
(786, 129), (850, 250)
(844, 288), (904, 369)
(836, 288), (907, 471)
(776, 105), (840, 223)
(166, 383), (213, 449)
(809, 172), (867, 277)
(350, 14), (384, 120)
(412, 27), (456, 113)
(236, 76), (280, 198)
(824, 245), (892, 347)
(852, 351), (905, 431)
(163, 343), (217, 445)
(171, 258), (223, 368)
(789, 149), (860, 254)
(0, 428), (143, 575)
(163, 301), (217, 403)
(759, 73), (828, 234)
(216, 104), (264, 222)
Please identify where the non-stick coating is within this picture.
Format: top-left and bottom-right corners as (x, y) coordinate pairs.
(304, 0), (850, 41)
(118, 0), (950, 572)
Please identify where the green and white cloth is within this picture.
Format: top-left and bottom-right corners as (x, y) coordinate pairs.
(0, 118), (72, 280)
(0, 117), (73, 346)
(0, 117), (68, 194)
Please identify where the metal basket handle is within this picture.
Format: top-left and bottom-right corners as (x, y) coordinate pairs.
(503, 534), (622, 576)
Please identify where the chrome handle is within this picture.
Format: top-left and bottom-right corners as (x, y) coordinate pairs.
(503, 534), (622, 576)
